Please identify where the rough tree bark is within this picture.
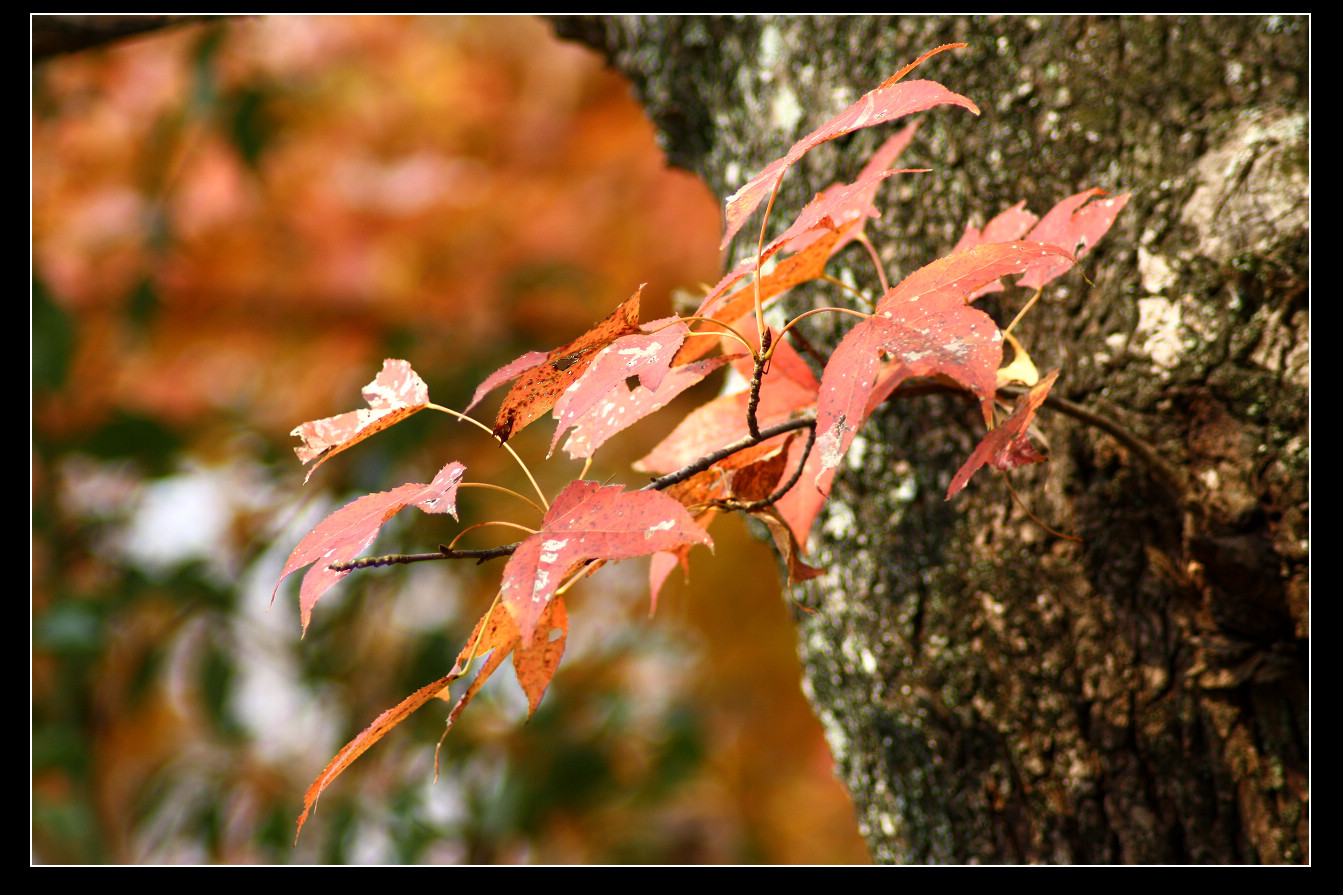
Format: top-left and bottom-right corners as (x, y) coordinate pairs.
(548, 15), (1308, 864)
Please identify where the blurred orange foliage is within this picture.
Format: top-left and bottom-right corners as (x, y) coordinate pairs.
(33, 15), (868, 864)
(34, 15), (723, 437)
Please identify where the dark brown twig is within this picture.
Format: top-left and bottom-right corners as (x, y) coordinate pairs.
(328, 415), (819, 573)
(745, 329), (772, 440)
(710, 420), (818, 513)
(329, 543), (521, 572)
(641, 415), (816, 493)
(996, 384), (1194, 508)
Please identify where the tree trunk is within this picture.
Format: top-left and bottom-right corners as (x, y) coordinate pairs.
(550, 15), (1308, 864)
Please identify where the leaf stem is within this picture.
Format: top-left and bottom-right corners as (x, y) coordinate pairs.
(818, 274), (875, 310)
(428, 403), (550, 512)
(773, 306), (871, 354)
(754, 177), (786, 347)
(444, 520), (537, 552)
(853, 232), (891, 295)
(675, 316), (758, 356)
(1002, 286), (1043, 337)
(996, 467), (1080, 541)
(458, 481), (545, 517)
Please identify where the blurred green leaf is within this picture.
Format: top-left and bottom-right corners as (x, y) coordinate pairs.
(32, 278), (75, 392)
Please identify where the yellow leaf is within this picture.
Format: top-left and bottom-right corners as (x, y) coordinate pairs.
(996, 331), (1039, 389)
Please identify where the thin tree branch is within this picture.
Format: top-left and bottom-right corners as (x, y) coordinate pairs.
(329, 416), (817, 574)
(328, 543), (521, 572)
(745, 329), (771, 440)
(996, 383), (1195, 508)
(710, 420), (818, 513)
(641, 415), (816, 492)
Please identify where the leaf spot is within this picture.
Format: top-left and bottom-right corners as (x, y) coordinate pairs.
(531, 570), (551, 601)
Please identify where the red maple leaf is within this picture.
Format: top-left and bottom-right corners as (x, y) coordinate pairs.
(1017, 189), (1130, 290)
(952, 201), (1040, 299)
(484, 288), (644, 444)
(814, 242), (1075, 488)
(815, 122), (923, 256)
(273, 461), (465, 633)
(561, 353), (737, 460)
(721, 44), (977, 249)
(295, 594), (567, 842)
(463, 350), (548, 415)
(951, 190), (1130, 297)
(290, 359), (430, 483)
(548, 317), (689, 456)
(500, 480), (712, 645)
(434, 595), (569, 747)
(947, 369), (1060, 498)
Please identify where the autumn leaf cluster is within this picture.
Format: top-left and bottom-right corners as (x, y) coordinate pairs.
(274, 43), (1127, 840)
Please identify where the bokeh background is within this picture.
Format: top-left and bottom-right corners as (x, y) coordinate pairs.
(33, 15), (870, 864)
